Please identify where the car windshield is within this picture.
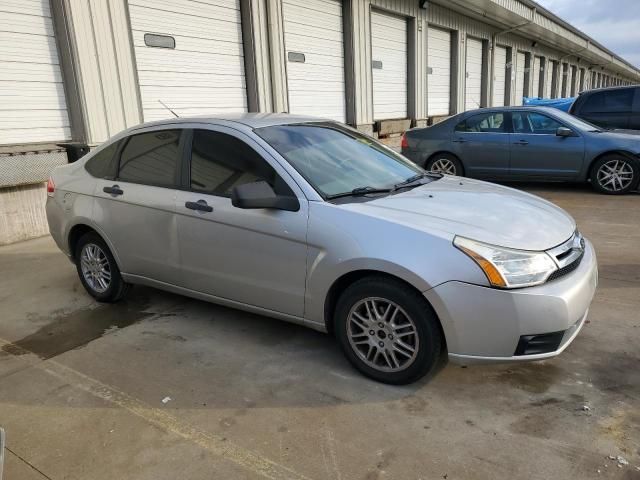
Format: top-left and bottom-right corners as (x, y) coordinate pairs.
(255, 123), (426, 198)
(551, 109), (604, 132)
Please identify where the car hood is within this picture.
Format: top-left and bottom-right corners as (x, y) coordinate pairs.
(342, 176), (576, 251)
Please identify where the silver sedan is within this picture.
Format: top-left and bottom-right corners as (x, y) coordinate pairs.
(46, 114), (598, 384)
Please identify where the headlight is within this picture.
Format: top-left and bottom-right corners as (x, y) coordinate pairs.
(454, 236), (558, 289)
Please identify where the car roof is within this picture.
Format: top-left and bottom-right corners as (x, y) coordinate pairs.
(129, 113), (330, 131)
(578, 85), (639, 95)
(462, 106), (564, 114)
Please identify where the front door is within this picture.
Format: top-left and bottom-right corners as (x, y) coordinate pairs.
(92, 128), (183, 282)
(452, 111), (510, 179)
(509, 111), (585, 179)
(175, 127), (308, 318)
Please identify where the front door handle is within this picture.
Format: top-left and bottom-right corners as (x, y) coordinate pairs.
(513, 140), (529, 146)
(103, 185), (123, 196)
(453, 138), (467, 143)
(185, 200), (213, 213)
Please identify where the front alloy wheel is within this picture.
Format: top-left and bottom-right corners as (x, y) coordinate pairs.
(592, 156), (639, 194)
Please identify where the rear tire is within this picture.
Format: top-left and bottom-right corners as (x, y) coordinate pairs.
(75, 232), (130, 303)
(334, 276), (443, 385)
(591, 154), (639, 195)
(425, 153), (464, 176)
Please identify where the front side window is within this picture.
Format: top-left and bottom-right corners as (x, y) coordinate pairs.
(256, 123), (424, 198)
(512, 112), (563, 134)
(118, 130), (181, 187)
(190, 130), (292, 197)
(85, 141), (120, 179)
(455, 112), (505, 133)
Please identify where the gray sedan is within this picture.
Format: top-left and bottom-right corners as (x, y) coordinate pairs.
(402, 106), (640, 194)
(47, 114), (597, 384)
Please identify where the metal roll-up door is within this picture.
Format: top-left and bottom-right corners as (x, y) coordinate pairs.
(371, 10), (407, 120)
(128, 0), (247, 122)
(1, 0), (71, 144)
(283, 0), (346, 122)
(565, 65), (573, 97)
(547, 60), (556, 98)
(514, 52), (526, 106)
(493, 45), (507, 106)
(532, 56), (542, 98)
(464, 37), (483, 111)
(427, 26), (451, 116)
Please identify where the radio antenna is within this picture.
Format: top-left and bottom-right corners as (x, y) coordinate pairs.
(158, 100), (179, 118)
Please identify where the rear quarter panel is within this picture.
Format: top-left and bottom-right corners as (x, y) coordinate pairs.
(403, 121), (454, 166)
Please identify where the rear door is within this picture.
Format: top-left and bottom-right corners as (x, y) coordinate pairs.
(451, 111), (510, 178)
(174, 127), (308, 317)
(509, 111), (584, 179)
(92, 128), (183, 282)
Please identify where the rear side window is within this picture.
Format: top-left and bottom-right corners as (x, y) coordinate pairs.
(190, 129), (292, 197)
(582, 89), (633, 113)
(85, 141), (120, 179)
(455, 112), (505, 133)
(118, 130), (181, 187)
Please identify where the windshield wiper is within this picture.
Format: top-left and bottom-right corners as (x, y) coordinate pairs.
(326, 186), (392, 200)
(392, 172), (441, 191)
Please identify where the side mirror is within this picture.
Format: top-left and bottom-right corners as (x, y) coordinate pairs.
(231, 181), (299, 212)
(556, 127), (575, 137)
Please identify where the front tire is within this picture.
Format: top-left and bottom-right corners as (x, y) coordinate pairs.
(591, 155), (639, 194)
(425, 153), (464, 176)
(75, 232), (130, 303)
(334, 276), (443, 385)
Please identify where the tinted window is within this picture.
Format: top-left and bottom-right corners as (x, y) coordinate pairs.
(512, 112), (563, 134)
(85, 141), (120, 179)
(582, 89), (633, 113)
(455, 112), (505, 133)
(190, 130), (291, 197)
(256, 123), (423, 198)
(118, 130), (181, 187)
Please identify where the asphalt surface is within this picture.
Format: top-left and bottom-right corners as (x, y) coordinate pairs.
(0, 182), (638, 479)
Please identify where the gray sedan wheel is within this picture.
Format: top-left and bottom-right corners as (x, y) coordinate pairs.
(426, 154), (463, 177)
(592, 155), (639, 195)
(335, 276), (443, 385)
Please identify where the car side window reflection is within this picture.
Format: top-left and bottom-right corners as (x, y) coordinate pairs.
(190, 130), (294, 198)
(455, 113), (505, 133)
(513, 112), (563, 135)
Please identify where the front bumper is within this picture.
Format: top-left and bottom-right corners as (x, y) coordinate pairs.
(424, 239), (598, 363)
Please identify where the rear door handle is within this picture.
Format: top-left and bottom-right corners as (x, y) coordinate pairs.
(103, 185), (123, 196)
(453, 138), (467, 143)
(185, 200), (213, 213)
(513, 140), (529, 146)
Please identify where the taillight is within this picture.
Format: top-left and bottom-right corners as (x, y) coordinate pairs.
(47, 177), (55, 197)
(401, 133), (409, 149)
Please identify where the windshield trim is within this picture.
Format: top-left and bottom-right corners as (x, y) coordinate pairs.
(254, 122), (426, 201)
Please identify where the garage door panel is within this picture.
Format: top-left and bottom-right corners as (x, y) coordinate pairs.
(493, 45), (507, 106)
(0, 12), (55, 36)
(283, 0), (345, 122)
(428, 26), (451, 116)
(129, 0), (247, 120)
(464, 38), (483, 111)
(532, 56), (541, 97)
(514, 52), (526, 106)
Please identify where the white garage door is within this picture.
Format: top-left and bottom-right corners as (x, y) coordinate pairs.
(283, 0), (345, 122)
(514, 52), (526, 106)
(547, 60), (556, 98)
(492, 45), (507, 107)
(1, 0), (70, 144)
(427, 27), (451, 116)
(371, 11), (407, 120)
(564, 65), (572, 97)
(464, 37), (483, 111)
(128, 0), (247, 122)
(532, 56), (541, 98)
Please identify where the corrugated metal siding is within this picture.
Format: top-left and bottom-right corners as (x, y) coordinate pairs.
(67, 0), (141, 144)
(0, 0), (71, 145)
(371, 10), (407, 119)
(282, 0), (346, 121)
(129, 0), (247, 122)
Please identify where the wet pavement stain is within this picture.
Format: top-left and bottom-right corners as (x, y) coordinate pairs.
(2, 292), (152, 359)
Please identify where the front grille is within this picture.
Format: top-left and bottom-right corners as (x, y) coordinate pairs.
(547, 251), (584, 282)
(514, 330), (565, 356)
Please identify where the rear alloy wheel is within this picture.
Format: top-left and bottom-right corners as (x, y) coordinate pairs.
(426, 154), (463, 176)
(75, 232), (130, 302)
(592, 155), (639, 194)
(335, 277), (443, 385)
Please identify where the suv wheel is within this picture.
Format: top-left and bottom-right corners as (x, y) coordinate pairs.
(425, 154), (463, 176)
(75, 232), (130, 302)
(591, 155), (639, 194)
(334, 276), (443, 385)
